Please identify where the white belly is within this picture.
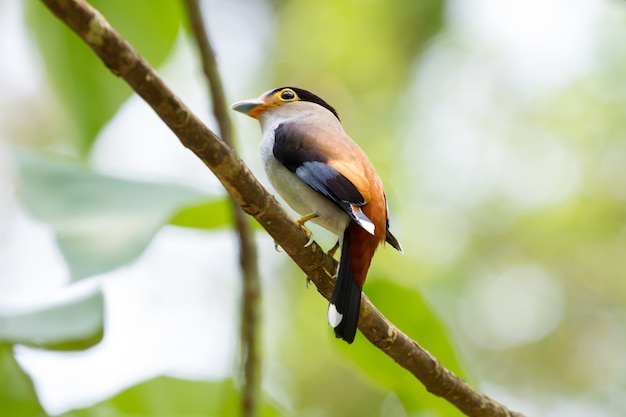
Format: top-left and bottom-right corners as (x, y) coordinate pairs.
(260, 134), (349, 236)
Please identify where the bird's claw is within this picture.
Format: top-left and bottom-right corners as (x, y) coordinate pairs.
(296, 213), (318, 248)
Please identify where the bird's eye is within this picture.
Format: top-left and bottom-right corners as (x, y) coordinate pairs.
(280, 90), (296, 101)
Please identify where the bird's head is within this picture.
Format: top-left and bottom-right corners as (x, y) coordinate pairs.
(231, 87), (339, 121)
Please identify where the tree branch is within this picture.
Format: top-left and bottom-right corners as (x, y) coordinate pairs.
(38, 1), (525, 416)
(182, 1), (262, 416)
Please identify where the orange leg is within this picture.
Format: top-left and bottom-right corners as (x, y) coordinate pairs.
(295, 212), (318, 247)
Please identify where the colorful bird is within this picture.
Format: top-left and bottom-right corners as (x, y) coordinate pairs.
(232, 87), (402, 343)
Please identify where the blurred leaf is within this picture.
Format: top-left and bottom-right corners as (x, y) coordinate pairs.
(111, 376), (237, 416)
(15, 150), (210, 281)
(27, 0), (183, 155)
(170, 199), (232, 229)
(92, 0), (184, 68)
(0, 289), (104, 350)
(59, 376), (245, 417)
(344, 280), (467, 416)
(272, 0), (442, 91)
(0, 344), (46, 417)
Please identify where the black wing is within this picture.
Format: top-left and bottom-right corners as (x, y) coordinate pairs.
(273, 122), (372, 229)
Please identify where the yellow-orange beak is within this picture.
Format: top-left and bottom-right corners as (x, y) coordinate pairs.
(231, 98), (268, 119)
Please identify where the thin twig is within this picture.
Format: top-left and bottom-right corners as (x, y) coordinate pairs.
(38, 1), (525, 416)
(182, 1), (261, 416)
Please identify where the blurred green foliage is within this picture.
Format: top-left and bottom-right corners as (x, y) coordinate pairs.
(4, 0), (626, 416)
(58, 377), (254, 417)
(26, 0), (184, 156)
(0, 345), (46, 417)
(15, 150), (211, 281)
(0, 289), (104, 350)
(170, 199), (233, 230)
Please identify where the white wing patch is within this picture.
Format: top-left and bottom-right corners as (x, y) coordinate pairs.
(327, 303), (343, 328)
(350, 205), (375, 235)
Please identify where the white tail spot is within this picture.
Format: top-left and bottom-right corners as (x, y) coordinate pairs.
(327, 303), (343, 328)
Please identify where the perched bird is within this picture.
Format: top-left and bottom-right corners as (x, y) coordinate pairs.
(232, 87), (402, 343)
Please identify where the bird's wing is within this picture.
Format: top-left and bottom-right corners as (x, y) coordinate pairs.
(273, 121), (375, 234)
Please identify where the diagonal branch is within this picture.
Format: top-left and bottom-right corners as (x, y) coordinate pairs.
(38, 1), (525, 416)
(182, 1), (262, 416)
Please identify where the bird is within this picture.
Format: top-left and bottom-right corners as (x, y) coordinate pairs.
(232, 87), (402, 343)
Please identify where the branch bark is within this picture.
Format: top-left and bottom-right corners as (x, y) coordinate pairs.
(182, 2), (262, 416)
(38, 1), (525, 416)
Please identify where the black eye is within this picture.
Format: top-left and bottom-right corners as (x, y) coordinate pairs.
(281, 90), (295, 100)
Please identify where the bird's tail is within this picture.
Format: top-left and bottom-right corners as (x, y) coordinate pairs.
(328, 222), (377, 343)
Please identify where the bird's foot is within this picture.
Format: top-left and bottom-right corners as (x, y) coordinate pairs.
(296, 213), (318, 247)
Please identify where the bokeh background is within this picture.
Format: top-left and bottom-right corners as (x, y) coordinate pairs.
(1, 0), (625, 416)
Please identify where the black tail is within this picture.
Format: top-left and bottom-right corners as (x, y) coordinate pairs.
(328, 228), (361, 344)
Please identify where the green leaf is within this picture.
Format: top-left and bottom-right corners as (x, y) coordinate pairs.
(114, 377), (239, 417)
(0, 344), (46, 417)
(27, 0), (183, 155)
(345, 280), (467, 416)
(170, 199), (232, 230)
(91, 0), (184, 69)
(15, 150), (210, 281)
(59, 376), (240, 417)
(0, 289), (104, 350)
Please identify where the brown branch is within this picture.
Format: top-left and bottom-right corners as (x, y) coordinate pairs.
(182, 1), (261, 416)
(38, 1), (525, 416)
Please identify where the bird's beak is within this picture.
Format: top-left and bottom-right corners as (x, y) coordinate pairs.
(231, 98), (266, 119)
